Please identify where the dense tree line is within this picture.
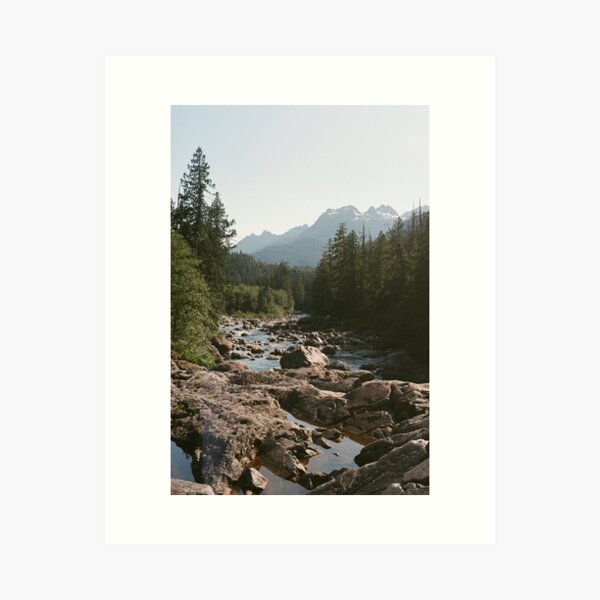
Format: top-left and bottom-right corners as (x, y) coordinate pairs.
(223, 284), (293, 317)
(171, 147), (305, 363)
(171, 147), (237, 365)
(225, 252), (314, 311)
(312, 211), (429, 362)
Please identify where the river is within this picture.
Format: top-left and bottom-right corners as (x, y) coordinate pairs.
(171, 316), (381, 494)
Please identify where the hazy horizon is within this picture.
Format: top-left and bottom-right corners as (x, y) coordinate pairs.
(172, 106), (428, 241)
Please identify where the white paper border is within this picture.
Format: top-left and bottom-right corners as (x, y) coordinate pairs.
(105, 56), (494, 544)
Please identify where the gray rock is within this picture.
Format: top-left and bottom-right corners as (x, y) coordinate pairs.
(345, 380), (392, 411)
(404, 482), (430, 495)
(280, 345), (329, 369)
(237, 467), (269, 494)
(382, 483), (405, 495)
(298, 471), (332, 490)
(327, 360), (351, 371)
(171, 479), (215, 495)
(309, 440), (429, 495)
(277, 384), (351, 425)
(403, 458), (429, 484)
(354, 437), (395, 466)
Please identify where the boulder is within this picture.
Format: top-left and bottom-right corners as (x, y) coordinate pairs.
(237, 467), (269, 494)
(390, 381), (429, 420)
(342, 410), (396, 439)
(277, 384), (350, 425)
(354, 437), (395, 466)
(280, 345), (329, 369)
(403, 458), (429, 485)
(327, 360), (351, 371)
(382, 483), (405, 495)
(345, 380), (392, 411)
(298, 471), (332, 490)
(213, 361), (249, 372)
(212, 337), (235, 356)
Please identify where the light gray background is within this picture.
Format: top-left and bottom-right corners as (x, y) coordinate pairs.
(2, 0), (597, 598)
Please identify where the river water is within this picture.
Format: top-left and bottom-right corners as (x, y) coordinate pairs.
(171, 318), (376, 494)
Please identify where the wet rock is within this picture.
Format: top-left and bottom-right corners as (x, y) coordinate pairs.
(237, 467), (269, 494)
(258, 436), (307, 481)
(171, 479), (215, 495)
(381, 483), (405, 495)
(309, 440), (429, 495)
(277, 384), (351, 425)
(327, 360), (351, 371)
(354, 437), (395, 466)
(322, 345), (338, 356)
(312, 434), (332, 449)
(316, 427), (344, 442)
(213, 361), (249, 372)
(280, 344), (329, 369)
(212, 337), (234, 356)
(298, 472), (332, 490)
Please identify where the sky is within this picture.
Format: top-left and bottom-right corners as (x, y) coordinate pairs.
(171, 105), (428, 242)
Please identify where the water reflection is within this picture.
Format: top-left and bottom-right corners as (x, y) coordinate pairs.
(171, 441), (194, 482)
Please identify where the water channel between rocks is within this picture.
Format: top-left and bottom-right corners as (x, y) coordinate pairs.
(171, 318), (380, 494)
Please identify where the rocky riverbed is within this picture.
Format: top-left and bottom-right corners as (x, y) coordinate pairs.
(171, 315), (429, 495)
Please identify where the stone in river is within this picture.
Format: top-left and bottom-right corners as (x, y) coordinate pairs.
(237, 467), (269, 494)
(280, 344), (329, 369)
(211, 337), (234, 356)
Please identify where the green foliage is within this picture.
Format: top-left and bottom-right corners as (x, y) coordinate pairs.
(223, 284), (293, 318)
(312, 211), (429, 362)
(224, 252), (315, 311)
(170, 231), (217, 367)
(171, 147), (236, 305)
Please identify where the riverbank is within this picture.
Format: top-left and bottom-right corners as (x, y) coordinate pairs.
(171, 315), (429, 495)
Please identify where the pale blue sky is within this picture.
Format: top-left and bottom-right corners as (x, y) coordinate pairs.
(171, 106), (428, 241)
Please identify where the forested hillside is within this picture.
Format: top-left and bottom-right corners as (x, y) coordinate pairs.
(171, 147), (307, 363)
(171, 145), (428, 367)
(224, 252), (314, 312)
(312, 210), (429, 362)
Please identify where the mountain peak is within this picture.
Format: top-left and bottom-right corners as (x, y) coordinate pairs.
(237, 203), (406, 266)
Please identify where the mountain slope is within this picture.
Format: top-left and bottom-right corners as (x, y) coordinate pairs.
(235, 204), (429, 267)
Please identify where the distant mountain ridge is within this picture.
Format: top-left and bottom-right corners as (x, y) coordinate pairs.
(234, 204), (429, 267)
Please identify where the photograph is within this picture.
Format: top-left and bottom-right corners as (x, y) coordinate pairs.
(170, 105), (430, 495)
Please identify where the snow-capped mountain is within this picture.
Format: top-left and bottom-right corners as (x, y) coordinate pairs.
(234, 204), (428, 267)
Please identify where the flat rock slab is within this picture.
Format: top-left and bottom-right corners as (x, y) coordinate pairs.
(171, 370), (314, 494)
(171, 479), (215, 495)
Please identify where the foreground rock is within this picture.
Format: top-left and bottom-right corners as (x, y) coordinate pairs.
(280, 344), (329, 369)
(309, 439), (429, 495)
(171, 479), (215, 495)
(171, 369), (316, 494)
(237, 467), (269, 494)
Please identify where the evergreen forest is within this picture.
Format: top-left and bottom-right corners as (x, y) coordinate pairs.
(171, 146), (429, 366)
